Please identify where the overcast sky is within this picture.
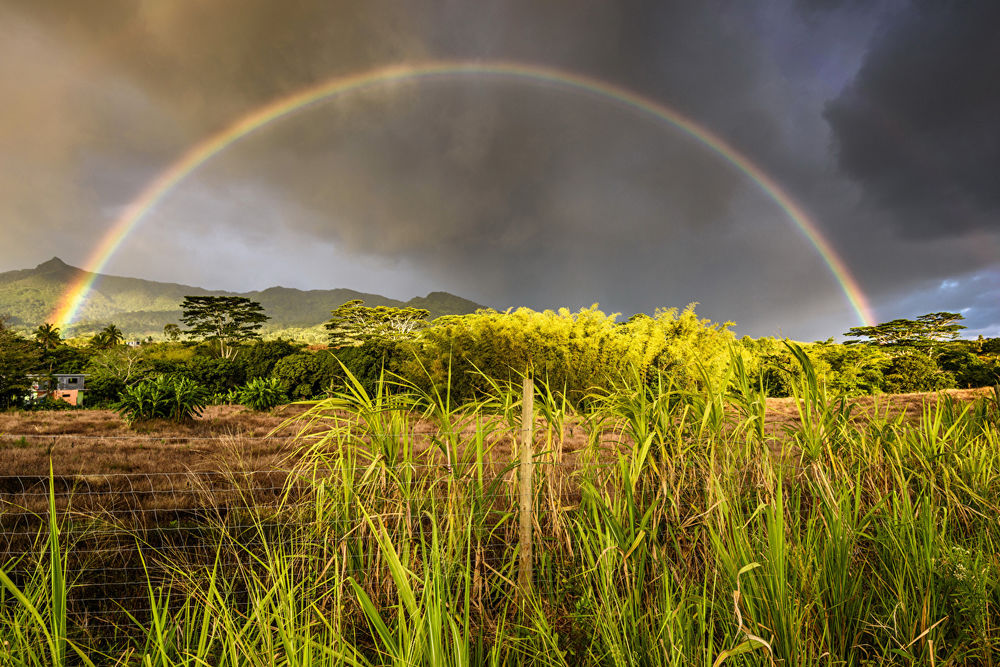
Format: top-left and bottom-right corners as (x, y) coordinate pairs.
(2, 0), (998, 339)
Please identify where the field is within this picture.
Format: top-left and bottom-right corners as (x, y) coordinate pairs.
(2, 389), (989, 476)
(1, 370), (999, 665)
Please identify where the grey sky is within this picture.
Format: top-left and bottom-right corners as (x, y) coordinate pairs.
(1, 0), (997, 339)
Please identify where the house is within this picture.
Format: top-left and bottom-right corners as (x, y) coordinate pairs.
(29, 374), (87, 406)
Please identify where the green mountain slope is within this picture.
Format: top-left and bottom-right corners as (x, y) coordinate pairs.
(0, 258), (485, 337)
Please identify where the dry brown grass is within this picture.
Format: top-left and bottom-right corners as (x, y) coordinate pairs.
(761, 386), (993, 432)
(1, 386), (995, 657)
(2, 387), (991, 479)
(0, 386), (991, 521)
(0, 404), (312, 479)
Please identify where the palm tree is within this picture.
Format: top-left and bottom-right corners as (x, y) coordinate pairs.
(102, 323), (125, 346)
(33, 323), (61, 351)
(91, 324), (125, 350)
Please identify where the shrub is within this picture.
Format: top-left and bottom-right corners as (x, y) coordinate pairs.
(272, 352), (343, 399)
(981, 337), (1000, 355)
(115, 375), (208, 425)
(241, 339), (302, 379)
(734, 336), (795, 396)
(937, 348), (997, 388)
(810, 341), (890, 395)
(883, 353), (955, 393)
(183, 357), (246, 395)
(82, 374), (127, 407)
(236, 377), (286, 411)
(403, 305), (732, 402)
(147, 359), (189, 376)
(334, 340), (404, 395)
(24, 396), (79, 411)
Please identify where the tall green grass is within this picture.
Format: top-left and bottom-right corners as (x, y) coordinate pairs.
(2, 353), (999, 664)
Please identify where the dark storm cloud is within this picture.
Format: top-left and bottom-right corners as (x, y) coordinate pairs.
(2, 0), (997, 337)
(825, 1), (1000, 239)
(0, 0), (429, 269)
(870, 267), (1000, 339)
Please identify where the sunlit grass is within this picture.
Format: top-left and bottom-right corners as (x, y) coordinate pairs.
(2, 353), (999, 664)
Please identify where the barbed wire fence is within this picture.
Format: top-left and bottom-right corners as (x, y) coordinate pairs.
(0, 376), (620, 652)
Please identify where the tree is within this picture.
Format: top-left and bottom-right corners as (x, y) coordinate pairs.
(106, 323), (125, 345)
(403, 305), (732, 402)
(272, 351), (342, 399)
(0, 319), (41, 408)
(983, 338), (1000, 355)
(326, 299), (429, 348)
(42, 344), (91, 374)
(182, 357), (246, 395)
(937, 348), (997, 388)
(810, 339), (890, 395)
(86, 345), (152, 404)
(33, 323), (62, 351)
(179, 296), (269, 359)
(163, 323), (181, 342)
(914, 312), (966, 344)
(91, 323), (125, 350)
(844, 312), (965, 354)
(883, 352), (956, 393)
(242, 339), (301, 379)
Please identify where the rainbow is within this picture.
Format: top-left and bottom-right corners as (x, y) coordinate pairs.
(50, 60), (875, 328)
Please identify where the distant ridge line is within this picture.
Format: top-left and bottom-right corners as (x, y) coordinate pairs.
(0, 257), (484, 337)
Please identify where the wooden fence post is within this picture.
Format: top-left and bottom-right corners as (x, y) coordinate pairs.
(518, 371), (534, 600)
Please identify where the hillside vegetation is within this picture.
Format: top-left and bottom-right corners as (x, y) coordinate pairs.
(3, 299), (999, 415)
(0, 258), (482, 337)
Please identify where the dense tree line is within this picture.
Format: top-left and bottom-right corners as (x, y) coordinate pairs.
(736, 312), (999, 397)
(1, 301), (998, 412)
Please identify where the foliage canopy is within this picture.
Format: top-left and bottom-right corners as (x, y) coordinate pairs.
(179, 296), (269, 358)
(0, 320), (40, 408)
(326, 299), (429, 348)
(844, 312), (965, 350)
(90, 323), (125, 350)
(33, 323), (61, 351)
(405, 304), (733, 401)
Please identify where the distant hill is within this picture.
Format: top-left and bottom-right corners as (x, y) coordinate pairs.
(0, 258), (485, 338)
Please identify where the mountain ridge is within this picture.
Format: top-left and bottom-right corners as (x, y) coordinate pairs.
(0, 258), (485, 337)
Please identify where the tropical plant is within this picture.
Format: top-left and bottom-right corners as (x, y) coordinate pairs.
(90, 323), (125, 350)
(32, 323), (61, 351)
(114, 375), (208, 424)
(236, 376), (286, 411)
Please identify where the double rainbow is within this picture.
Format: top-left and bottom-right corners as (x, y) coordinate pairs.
(50, 60), (875, 328)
